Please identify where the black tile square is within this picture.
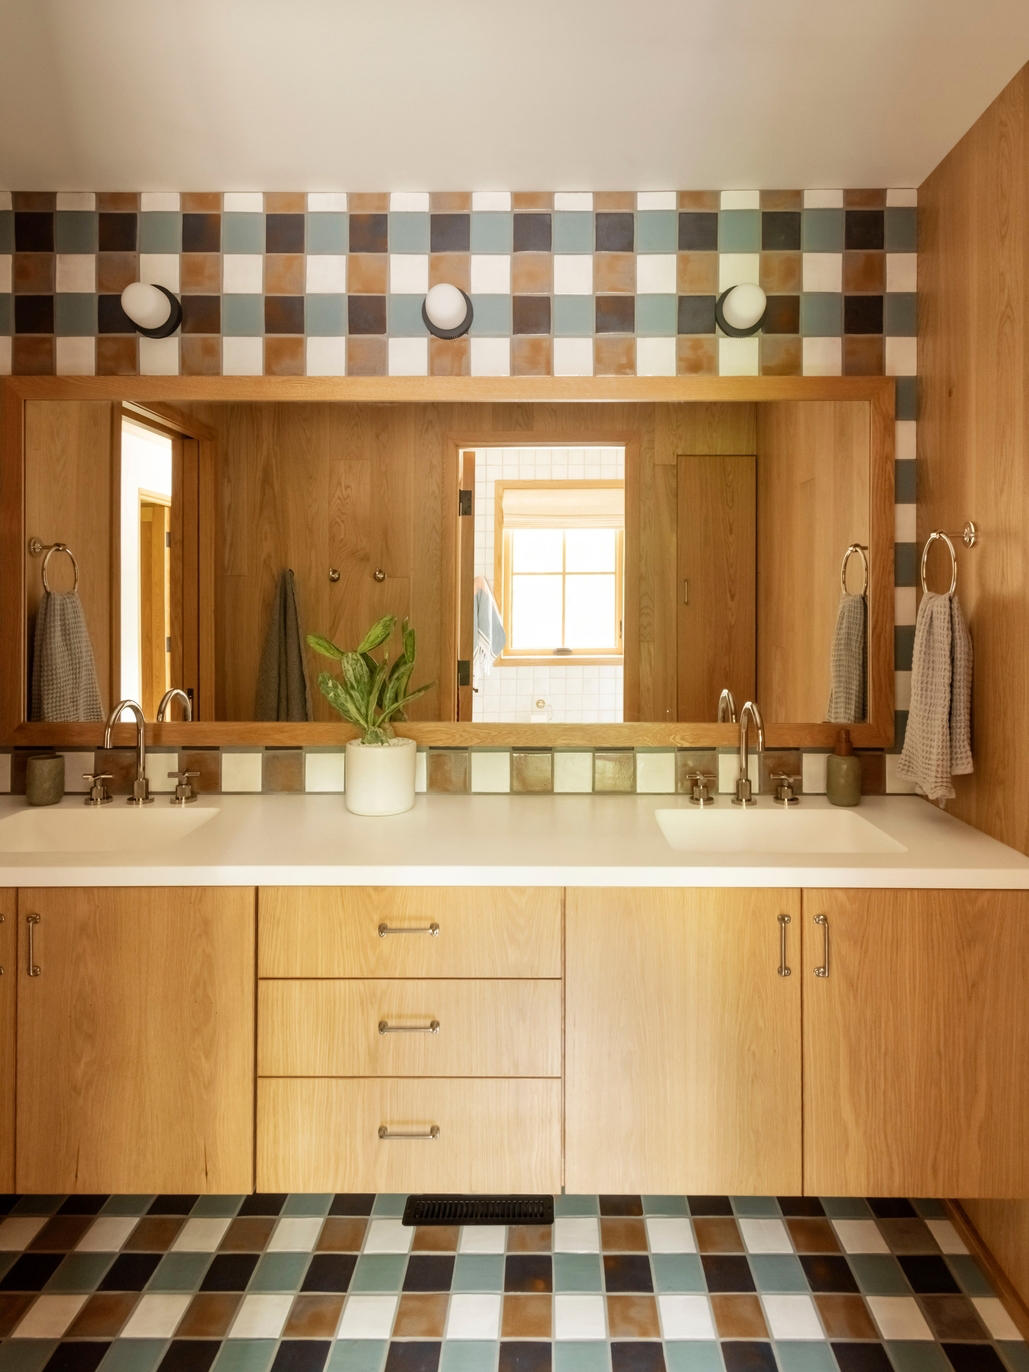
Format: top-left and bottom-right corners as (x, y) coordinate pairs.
(513, 213), (551, 253)
(721, 1344), (777, 1372)
(599, 1196), (644, 1217)
(329, 1194), (376, 1216)
(182, 214), (221, 253)
(677, 296), (716, 335)
(301, 1253), (356, 1292)
(149, 1195), (199, 1215)
(596, 212), (634, 252)
(403, 1255), (455, 1292)
(198, 1252), (259, 1292)
(385, 1344), (441, 1372)
(777, 1198), (826, 1217)
(0, 1252), (63, 1290)
(500, 1344), (552, 1372)
(844, 295), (883, 334)
(603, 1254), (654, 1293)
(832, 1345), (893, 1372)
(98, 294), (135, 333)
(14, 294), (54, 333)
(98, 1252), (162, 1291)
(763, 295), (800, 333)
(678, 212), (718, 251)
(265, 296), (305, 334)
(57, 1196), (109, 1216)
(269, 1342), (331, 1372)
(156, 1341), (220, 1372)
(943, 1347), (1008, 1372)
(596, 295), (634, 333)
(349, 214), (388, 254)
(0, 1196), (16, 1215)
(845, 210), (885, 251)
(430, 213), (470, 253)
(689, 1196), (735, 1216)
(505, 1254), (553, 1293)
(612, 1345), (665, 1372)
(181, 296), (220, 334)
(348, 295), (387, 335)
(266, 214), (305, 254)
(898, 1255), (961, 1294)
(762, 211), (802, 251)
(512, 296), (551, 335)
(238, 1194), (287, 1217)
(800, 1256), (859, 1293)
(98, 213), (137, 252)
(42, 1344), (111, 1372)
(700, 1254), (754, 1292)
(867, 1199), (917, 1219)
(15, 211), (54, 251)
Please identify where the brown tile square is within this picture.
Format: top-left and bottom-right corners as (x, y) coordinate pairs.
(98, 213), (137, 253)
(594, 252), (634, 294)
(512, 296), (551, 335)
(711, 1294), (769, 1338)
(97, 192), (140, 213)
(429, 253), (470, 292)
(12, 336), (55, 375)
(349, 214), (388, 253)
(265, 192), (306, 214)
(348, 193), (389, 214)
(601, 1218), (647, 1252)
(595, 191), (634, 212)
(814, 1295), (877, 1339)
(427, 748), (470, 793)
(284, 1293), (345, 1338)
(759, 749), (803, 795)
(346, 335), (387, 376)
(594, 335), (635, 376)
(181, 295), (221, 334)
(761, 189), (803, 210)
(430, 214), (470, 252)
(921, 1295), (988, 1340)
(430, 191), (473, 213)
(179, 748), (221, 794)
(0, 1293), (34, 1337)
(511, 335), (552, 376)
(28, 1215), (94, 1249)
(694, 1218), (744, 1253)
(221, 1217), (276, 1251)
(182, 214), (221, 253)
(348, 253), (389, 294)
(348, 295), (386, 335)
(507, 1227), (552, 1254)
(97, 335), (138, 375)
(394, 1293), (448, 1338)
(181, 335), (222, 376)
(676, 749), (718, 795)
(318, 1218), (368, 1251)
(857, 750), (885, 794)
(502, 1294), (552, 1339)
(844, 188), (887, 208)
(13, 192), (57, 212)
(763, 296), (800, 334)
(677, 336), (717, 375)
(786, 1219), (840, 1253)
(843, 335), (884, 376)
(512, 750), (553, 793)
(593, 749), (635, 792)
(511, 253), (552, 294)
(265, 295), (305, 334)
(7, 750), (32, 795)
(66, 1292), (138, 1338)
(760, 251), (802, 294)
(761, 336), (802, 376)
(264, 253), (305, 295)
(124, 1216), (184, 1251)
(181, 193), (221, 213)
(266, 214), (305, 254)
(429, 335), (470, 376)
(679, 191), (719, 210)
(14, 253), (55, 293)
(262, 748), (304, 792)
(677, 252), (718, 294)
(94, 747), (138, 794)
(265, 335), (305, 376)
(844, 251), (885, 294)
(876, 1219), (936, 1253)
(412, 1226), (458, 1253)
(176, 1293), (242, 1338)
(512, 192), (553, 210)
(607, 1294), (661, 1338)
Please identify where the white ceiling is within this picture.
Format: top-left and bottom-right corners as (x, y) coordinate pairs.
(1, 0), (1028, 193)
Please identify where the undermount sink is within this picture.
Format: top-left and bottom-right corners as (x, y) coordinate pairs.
(0, 803), (218, 854)
(655, 806), (907, 855)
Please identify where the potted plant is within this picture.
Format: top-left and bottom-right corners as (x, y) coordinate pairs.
(307, 615), (433, 815)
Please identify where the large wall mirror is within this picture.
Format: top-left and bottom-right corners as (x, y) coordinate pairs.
(1, 378), (894, 747)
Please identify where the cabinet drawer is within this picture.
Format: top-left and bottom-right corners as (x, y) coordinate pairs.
(259, 979), (561, 1077)
(258, 887), (561, 978)
(257, 1077), (561, 1193)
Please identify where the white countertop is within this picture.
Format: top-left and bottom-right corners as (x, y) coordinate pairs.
(0, 791), (1027, 888)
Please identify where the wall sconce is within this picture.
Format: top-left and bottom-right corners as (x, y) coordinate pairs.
(422, 283), (473, 339)
(714, 283), (767, 337)
(120, 282), (182, 339)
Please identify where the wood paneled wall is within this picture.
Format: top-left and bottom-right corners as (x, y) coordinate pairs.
(919, 60), (1029, 1313)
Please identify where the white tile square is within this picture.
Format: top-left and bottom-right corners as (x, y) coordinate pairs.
(554, 750), (593, 792)
(802, 753), (828, 795)
(390, 253), (429, 294)
(229, 1294), (293, 1339)
(458, 1224), (507, 1253)
(895, 670), (911, 712)
(636, 751), (675, 794)
(636, 337), (676, 377)
(308, 192), (348, 212)
(307, 336), (347, 376)
(364, 1219), (412, 1254)
(803, 253), (843, 292)
(895, 503), (916, 542)
(0, 192), (11, 211)
(472, 191), (511, 211)
(389, 336), (428, 376)
(868, 1296), (933, 1340)
(471, 337), (510, 377)
(658, 1294), (715, 1340)
(719, 253), (760, 291)
(719, 336), (760, 377)
(471, 750), (511, 793)
(739, 1218), (792, 1253)
(896, 419), (916, 463)
(803, 337), (842, 376)
(61, 751), (99, 794)
(887, 253), (917, 293)
(446, 1292), (502, 1339)
(719, 751), (758, 793)
(638, 191), (677, 210)
(721, 190), (760, 210)
(0, 1216), (47, 1251)
(831, 1220), (889, 1254)
(555, 192), (593, 211)
(0, 337), (12, 375)
(122, 1293), (190, 1338)
(223, 254), (264, 294)
(223, 336), (263, 376)
(12, 1294), (87, 1338)
(886, 753), (917, 794)
(896, 586), (917, 625)
(0, 255), (10, 292)
(56, 337), (95, 376)
(57, 191), (96, 211)
(554, 1217), (600, 1253)
(645, 1218), (696, 1253)
(221, 751), (263, 793)
(926, 1219), (968, 1254)
(141, 192), (179, 212)
(390, 192), (429, 212)
(0, 753), (11, 792)
(887, 188), (918, 207)
(553, 337), (593, 377)
(139, 336), (179, 376)
(637, 254), (677, 294)
(886, 337), (917, 376)
(305, 254), (347, 293)
(338, 1294), (398, 1339)
(268, 1217), (325, 1251)
(553, 254), (592, 295)
(554, 1293), (606, 1340)
(804, 189), (844, 208)
(223, 192), (263, 213)
(763, 1294), (824, 1340)
(972, 1297), (1021, 1340)
(305, 751), (346, 793)
(56, 253), (95, 292)
(139, 253), (179, 292)
(172, 1217), (232, 1251)
(76, 1215), (140, 1252)
(470, 254), (510, 294)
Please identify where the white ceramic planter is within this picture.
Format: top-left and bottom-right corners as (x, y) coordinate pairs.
(345, 737), (417, 816)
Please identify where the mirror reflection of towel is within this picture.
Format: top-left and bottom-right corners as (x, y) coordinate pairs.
(473, 575), (506, 689)
(255, 569), (313, 722)
(30, 590), (104, 722)
(826, 593), (867, 723)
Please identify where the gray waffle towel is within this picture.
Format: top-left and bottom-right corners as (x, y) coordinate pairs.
(897, 591), (973, 802)
(30, 590), (104, 722)
(255, 569), (313, 722)
(826, 593), (867, 723)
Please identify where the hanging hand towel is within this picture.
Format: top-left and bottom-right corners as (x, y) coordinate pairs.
(30, 590), (104, 722)
(255, 569), (313, 722)
(473, 575), (506, 689)
(826, 592), (867, 723)
(897, 590), (973, 801)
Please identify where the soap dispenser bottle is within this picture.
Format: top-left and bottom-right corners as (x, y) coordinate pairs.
(826, 728), (861, 807)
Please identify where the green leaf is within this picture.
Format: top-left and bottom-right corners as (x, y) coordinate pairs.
(342, 652), (371, 696)
(317, 672), (365, 729)
(307, 633), (346, 661)
(379, 680), (435, 726)
(356, 615), (396, 656)
(367, 656), (391, 721)
(401, 619), (415, 664)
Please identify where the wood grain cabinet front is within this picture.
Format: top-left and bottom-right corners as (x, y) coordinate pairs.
(0, 890), (14, 1193)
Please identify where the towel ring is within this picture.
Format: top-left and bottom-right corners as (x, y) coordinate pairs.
(40, 543), (79, 593)
(921, 530), (957, 596)
(840, 544), (868, 596)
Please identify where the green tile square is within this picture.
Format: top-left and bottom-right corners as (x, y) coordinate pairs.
(636, 294), (677, 335)
(819, 1199), (872, 1219)
(351, 1254), (407, 1291)
(750, 1255), (809, 1292)
(440, 1343), (498, 1372)
(895, 376), (916, 420)
(248, 1251), (310, 1292)
(328, 1344), (386, 1372)
(637, 210), (677, 252)
(999, 1344), (1029, 1372)
(0, 1342), (59, 1372)
(222, 213), (265, 253)
(801, 292), (842, 336)
(885, 1343), (952, 1372)
(45, 1251), (114, 1291)
(191, 1196), (243, 1218)
(896, 624), (915, 670)
(774, 1345), (836, 1372)
(102, 1196), (154, 1217)
(554, 1346), (612, 1372)
(552, 294), (594, 336)
(99, 1341), (168, 1372)
(55, 293), (97, 336)
(0, 210), (13, 253)
(552, 212), (594, 253)
(664, 1344), (724, 1372)
(469, 294), (511, 336)
(148, 1251), (212, 1292)
(848, 1254), (911, 1295)
(0, 294), (12, 335)
(555, 1197), (600, 1217)
(307, 294), (347, 335)
(139, 212), (181, 253)
(885, 207), (918, 252)
(652, 1254), (706, 1293)
(895, 460), (916, 502)
(306, 212), (348, 254)
(470, 213), (513, 253)
(389, 212), (430, 252)
(948, 1254), (994, 1297)
(452, 1254), (505, 1291)
(885, 293), (916, 336)
(12, 1196), (62, 1215)
(802, 209), (844, 252)
(895, 542), (918, 587)
(732, 1198), (782, 1218)
(371, 1195), (407, 1217)
(719, 210), (761, 251)
(911, 1200), (947, 1220)
(388, 293), (427, 333)
(644, 1197), (689, 1216)
(55, 210), (98, 252)
(554, 1253), (604, 1292)
(213, 1341), (279, 1372)
(222, 294), (264, 336)
(283, 1194), (333, 1217)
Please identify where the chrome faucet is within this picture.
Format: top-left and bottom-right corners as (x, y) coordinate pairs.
(732, 699), (765, 807)
(717, 688), (737, 724)
(103, 700), (152, 805)
(157, 688), (193, 722)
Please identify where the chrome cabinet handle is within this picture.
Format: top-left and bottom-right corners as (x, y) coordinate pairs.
(378, 1125), (440, 1141)
(379, 1019), (440, 1035)
(814, 913), (830, 977)
(378, 922), (440, 938)
(777, 913), (792, 977)
(26, 914), (40, 976)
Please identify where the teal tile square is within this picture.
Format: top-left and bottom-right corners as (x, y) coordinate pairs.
(553, 295), (594, 336)
(664, 1344), (724, 1372)
(637, 210), (677, 252)
(283, 1194), (333, 1217)
(554, 1253), (604, 1292)
(306, 212), (348, 254)
(636, 294), (677, 335)
(895, 376), (916, 420)
(248, 1251), (310, 1292)
(452, 1254), (505, 1291)
(750, 1255), (809, 1292)
(848, 1254), (911, 1295)
(948, 1254), (995, 1297)
(644, 1197), (688, 1216)
(0, 1343), (59, 1372)
(470, 213), (513, 253)
(819, 1199), (871, 1219)
(351, 1254), (407, 1291)
(774, 1345), (836, 1372)
(652, 1254), (706, 1293)
(999, 1344), (1029, 1372)
(213, 1341), (279, 1372)
(192, 1196), (243, 1218)
(802, 209), (844, 252)
(99, 1341), (168, 1372)
(371, 1195), (407, 1217)
(55, 211), (98, 252)
(555, 1197), (600, 1217)
(469, 294), (511, 336)
(552, 212), (594, 253)
(440, 1343), (498, 1372)
(719, 210), (761, 251)
(388, 293), (427, 333)
(885, 293), (916, 336)
(46, 1251), (113, 1291)
(222, 213), (265, 253)
(12, 1196), (62, 1215)
(102, 1196), (154, 1217)
(0, 210), (13, 253)
(55, 293), (97, 336)
(148, 1251), (212, 1292)
(554, 1345), (612, 1372)
(911, 1200), (947, 1220)
(0, 294), (12, 335)
(885, 1343), (952, 1372)
(389, 212), (430, 253)
(139, 212), (181, 253)
(895, 542), (918, 588)
(885, 207), (918, 252)
(732, 1198), (782, 1218)
(896, 623), (916, 670)
(801, 292), (843, 336)
(222, 294), (264, 336)
(328, 1344), (386, 1372)
(307, 294), (347, 335)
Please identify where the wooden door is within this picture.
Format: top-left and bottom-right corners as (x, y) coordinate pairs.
(457, 450), (476, 720)
(677, 454), (756, 721)
(803, 889), (1029, 1197)
(566, 887), (802, 1194)
(16, 886), (255, 1194)
(139, 500), (171, 718)
(0, 890), (14, 1192)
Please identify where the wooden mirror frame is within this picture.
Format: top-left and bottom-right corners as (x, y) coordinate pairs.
(0, 374), (894, 751)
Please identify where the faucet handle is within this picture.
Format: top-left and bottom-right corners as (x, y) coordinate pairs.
(771, 772), (801, 806)
(686, 771), (717, 806)
(82, 772), (113, 806)
(168, 769), (200, 805)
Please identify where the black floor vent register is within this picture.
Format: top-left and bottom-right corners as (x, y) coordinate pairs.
(402, 1193), (555, 1225)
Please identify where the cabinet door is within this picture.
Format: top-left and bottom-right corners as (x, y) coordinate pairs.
(803, 889), (1029, 1197)
(0, 890), (14, 1193)
(566, 887), (802, 1194)
(17, 887), (255, 1194)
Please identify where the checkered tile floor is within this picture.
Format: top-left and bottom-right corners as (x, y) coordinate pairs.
(0, 1194), (1024, 1372)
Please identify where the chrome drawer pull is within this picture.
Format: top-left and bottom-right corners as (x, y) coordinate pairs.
(379, 1019), (440, 1035)
(777, 913), (791, 977)
(814, 913), (830, 977)
(378, 922), (440, 938)
(26, 914), (40, 977)
(378, 1125), (440, 1141)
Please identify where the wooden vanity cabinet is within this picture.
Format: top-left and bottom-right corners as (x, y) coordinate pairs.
(16, 887), (256, 1194)
(0, 890), (14, 1193)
